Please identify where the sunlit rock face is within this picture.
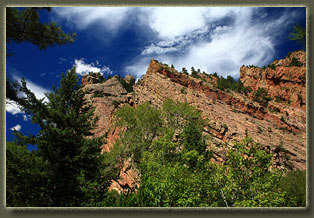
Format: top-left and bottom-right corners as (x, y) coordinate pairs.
(82, 51), (306, 193)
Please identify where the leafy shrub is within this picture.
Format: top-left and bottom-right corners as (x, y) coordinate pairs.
(112, 100), (119, 108)
(116, 75), (135, 93)
(216, 75), (251, 95)
(279, 170), (306, 206)
(180, 87), (187, 94)
(92, 91), (104, 98)
(254, 87), (272, 107)
(191, 67), (200, 78)
(289, 57), (303, 67)
(268, 64), (276, 70)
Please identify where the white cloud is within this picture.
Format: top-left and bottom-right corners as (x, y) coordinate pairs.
(125, 7), (301, 78)
(53, 7), (131, 33)
(6, 99), (23, 115)
(143, 7), (209, 39)
(10, 124), (21, 131)
(6, 75), (50, 115)
(73, 59), (113, 76)
(53, 7), (304, 78)
(141, 43), (178, 55)
(12, 76), (49, 100)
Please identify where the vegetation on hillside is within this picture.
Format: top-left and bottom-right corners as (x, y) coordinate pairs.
(6, 65), (306, 208)
(102, 99), (305, 207)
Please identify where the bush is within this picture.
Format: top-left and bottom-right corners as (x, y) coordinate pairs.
(180, 87), (187, 94)
(216, 75), (250, 95)
(116, 75), (135, 93)
(279, 170), (306, 206)
(112, 100), (119, 108)
(289, 57), (303, 67)
(268, 64), (276, 70)
(254, 87), (272, 107)
(92, 91), (104, 98)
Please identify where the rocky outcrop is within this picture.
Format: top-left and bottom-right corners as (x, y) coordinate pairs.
(81, 51), (306, 193)
(240, 51), (306, 109)
(132, 55), (306, 170)
(81, 74), (139, 193)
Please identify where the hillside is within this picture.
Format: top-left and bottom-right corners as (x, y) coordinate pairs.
(81, 51), (306, 193)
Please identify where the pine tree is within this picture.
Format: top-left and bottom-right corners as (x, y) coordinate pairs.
(6, 7), (76, 102)
(11, 69), (112, 206)
(6, 7), (76, 54)
(288, 24), (306, 51)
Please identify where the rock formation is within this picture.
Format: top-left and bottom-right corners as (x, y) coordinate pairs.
(81, 50), (306, 193)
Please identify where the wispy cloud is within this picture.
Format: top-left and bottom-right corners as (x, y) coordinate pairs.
(125, 7), (303, 78)
(73, 58), (113, 76)
(53, 7), (131, 34)
(10, 124), (21, 131)
(53, 7), (304, 78)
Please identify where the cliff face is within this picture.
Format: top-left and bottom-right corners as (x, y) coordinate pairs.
(81, 51), (306, 192)
(240, 51), (306, 109)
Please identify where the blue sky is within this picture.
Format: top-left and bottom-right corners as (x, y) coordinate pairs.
(6, 7), (306, 147)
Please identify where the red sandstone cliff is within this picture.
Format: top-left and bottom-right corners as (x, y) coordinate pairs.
(81, 50), (306, 192)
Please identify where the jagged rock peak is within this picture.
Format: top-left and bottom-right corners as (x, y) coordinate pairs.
(82, 72), (105, 86)
(272, 50), (306, 67)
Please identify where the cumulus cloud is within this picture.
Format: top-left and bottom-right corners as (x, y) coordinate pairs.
(10, 124), (21, 131)
(73, 59), (113, 76)
(6, 99), (23, 115)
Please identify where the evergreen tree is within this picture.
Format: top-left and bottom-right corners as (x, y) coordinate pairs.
(6, 141), (52, 206)
(6, 7), (76, 54)
(10, 69), (112, 206)
(181, 67), (188, 75)
(6, 7), (76, 102)
(288, 24), (306, 51)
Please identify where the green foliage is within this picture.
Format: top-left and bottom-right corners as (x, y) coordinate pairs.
(9, 69), (113, 206)
(88, 72), (106, 83)
(6, 7), (76, 102)
(297, 94), (303, 105)
(268, 106), (280, 113)
(216, 75), (250, 95)
(254, 87), (272, 107)
(114, 102), (163, 162)
(289, 57), (303, 67)
(6, 142), (52, 206)
(213, 137), (290, 207)
(112, 100), (119, 108)
(288, 24), (306, 51)
(191, 67), (200, 78)
(212, 72), (219, 78)
(92, 91), (104, 98)
(116, 75), (135, 93)
(268, 64), (276, 70)
(108, 99), (298, 207)
(6, 7), (76, 55)
(279, 170), (306, 206)
(280, 116), (287, 124)
(275, 96), (283, 103)
(181, 67), (188, 75)
(180, 87), (187, 94)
